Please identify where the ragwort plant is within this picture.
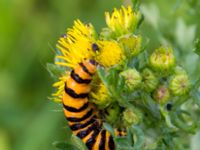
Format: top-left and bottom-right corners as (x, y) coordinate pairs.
(48, 1), (200, 150)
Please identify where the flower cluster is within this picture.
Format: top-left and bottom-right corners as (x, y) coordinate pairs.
(50, 4), (200, 150)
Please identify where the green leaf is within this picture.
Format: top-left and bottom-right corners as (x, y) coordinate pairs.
(131, 0), (141, 11)
(155, 140), (166, 150)
(142, 94), (161, 120)
(46, 63), (65, 79)
(71, 134), (88, 150)
(52, 141), (78, 150)
(115, 128), (135, 150)
(103, 123), (115, 137)
(194, 38), (200, 56)
(131, 125), (144, 150)
(175, 18), (196, 50)
(107, 68), (117, 86)
(97, 67), (108, 86)
(170, 111), (197, 134)
(192, 90), (200, 107)
(115, 137), (133, 150)
(116, 76), (125, 93)
(161, 131), (176, 150)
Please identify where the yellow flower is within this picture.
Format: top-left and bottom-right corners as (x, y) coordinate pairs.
(105, 5), (140, 36)
(55, 20), (124, 69)
(96, 41), (124, 67)
(51, 71), (70, 102)
(53, 20), (125, 103)
(56, 20), (96, 68)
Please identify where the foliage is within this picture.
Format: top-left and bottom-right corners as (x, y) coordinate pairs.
(1, 0), (200, 150)
(49, 1), (200, 150)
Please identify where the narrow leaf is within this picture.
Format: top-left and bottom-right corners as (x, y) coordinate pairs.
(97, 67), (108, 85)
(71, 134), (88, 150)
(194, 38), (200, 56)
(103, 123), (115, 137)
(52, 141), (78, 150)
(170, 112), (196, 133)
(47, 63), (65, 79)
(131, 125), (144, 150)
(192, 91), (200, 107)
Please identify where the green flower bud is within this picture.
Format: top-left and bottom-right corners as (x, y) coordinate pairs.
(90, 82), (112, 109)
(141, 68), (159, 92)
(123, 107), (142, 126)
(120, 68), (142, 90)
(169, 73), (190, 96)
(150, 46), (175, 72)
(119, 35), (142, 57)
(153, 85), (170, 104)
(105, 104), (120, 124)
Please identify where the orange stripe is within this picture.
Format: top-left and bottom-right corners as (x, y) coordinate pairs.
(82, 131), (94, 143)
(83, 61), (96, 74)
(63, 106), (91, 118)
(63, 93), (88, 109)
(68, 113), (95, 126)
(67, 77), (91, 94)
(105, 131), (110, 150)
(92, 130), (102, 150)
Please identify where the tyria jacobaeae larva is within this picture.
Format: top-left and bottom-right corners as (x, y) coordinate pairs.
(62, 59), (125, 150)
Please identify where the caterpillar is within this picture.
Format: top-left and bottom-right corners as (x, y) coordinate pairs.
(62, 58), (125, 150)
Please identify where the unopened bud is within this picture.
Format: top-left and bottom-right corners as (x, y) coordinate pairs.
(120, 68), (142, 90)
(141, 68), (158, 92)
(150, 46), (175, 72)
(153, 85), (170, 104)
(119, 35), (142, 57)
(123, 107), (142, 126)
(169, 73), (190, 96)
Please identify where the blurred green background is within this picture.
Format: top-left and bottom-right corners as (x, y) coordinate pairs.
(0, 0), (199, 150)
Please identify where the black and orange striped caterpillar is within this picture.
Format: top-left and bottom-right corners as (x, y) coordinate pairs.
(62, 58), (126, 150)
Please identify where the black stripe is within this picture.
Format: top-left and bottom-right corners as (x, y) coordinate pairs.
(66, 109), (93, 122)
(70, 116), (96, 131)
(86, 127), (101, 150)
(118, 129), (122, 136)
(76, 121), (99, 139)
(89, 59), (97, 66)
(65, 85), (88, 98)
(79, 62), (93, 76)
(108, 135), (115, 150)
(63, 102), (89, 112)
(99, 130), (106, 150)
(71, 70), (91, 84)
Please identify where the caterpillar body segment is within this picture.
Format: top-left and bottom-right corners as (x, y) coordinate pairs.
(63, 59), (119, 150)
